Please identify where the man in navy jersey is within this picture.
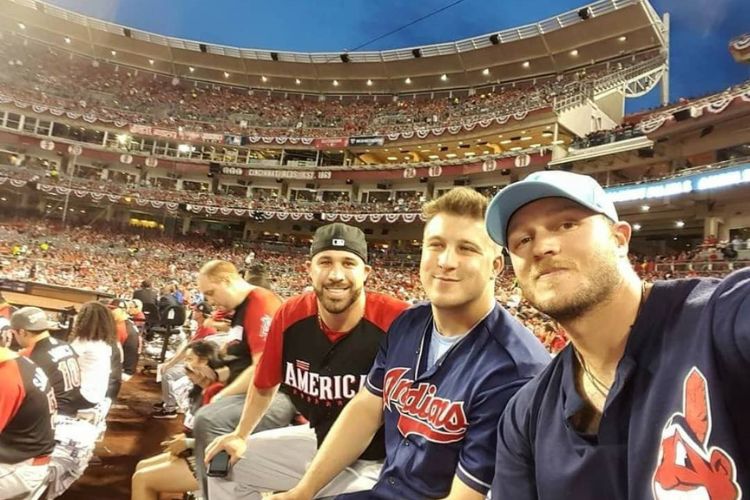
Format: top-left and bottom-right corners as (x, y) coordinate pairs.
(269, 188), (550, 500)
(205, 223), (409, 499)
(0, 345), (56, 498)
(485, 170), (750, 499)
(11, 307), (90, 417)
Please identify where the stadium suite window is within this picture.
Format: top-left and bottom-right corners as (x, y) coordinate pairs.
(23, 117), (37, 134)
(37, 120), (51, 136)
(4, 113), (21, 130)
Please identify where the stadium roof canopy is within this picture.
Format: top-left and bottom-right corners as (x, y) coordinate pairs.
(0, 0), (666, 95)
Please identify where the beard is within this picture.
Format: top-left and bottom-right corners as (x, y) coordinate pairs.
(314, 281), (364, 314)
(520, 250), (622, 323)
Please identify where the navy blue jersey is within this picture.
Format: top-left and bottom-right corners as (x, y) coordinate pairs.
(363, 302), (550, 499)
(492, 268), (750, 500)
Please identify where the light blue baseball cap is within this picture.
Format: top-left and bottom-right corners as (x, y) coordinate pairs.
(485, 170), (618, 247)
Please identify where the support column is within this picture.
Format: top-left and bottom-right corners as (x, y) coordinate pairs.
(243, 220), (255, 241)
(181, 216), (191, 235)
(660, 13), (670, 107)
(703, 216), (723, 240)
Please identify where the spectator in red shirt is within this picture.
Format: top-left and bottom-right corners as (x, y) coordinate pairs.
(192, 260), (295, 497)
(109, 299), (139, 381)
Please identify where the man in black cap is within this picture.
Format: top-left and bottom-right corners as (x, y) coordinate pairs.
(11, 307), (90, 417)
(205, 223), (409, 500)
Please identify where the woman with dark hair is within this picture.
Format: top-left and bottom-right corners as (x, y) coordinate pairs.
(131, 341), (226, 500)
(70, 301), (122, 404)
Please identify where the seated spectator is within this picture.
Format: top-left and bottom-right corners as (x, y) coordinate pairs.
(109, 299), (140, 381)
(152, 301), (217, 419)
(133, 280), (158, 309)
(128, 299), (146, 333)
(132, 340), (225, 500)
(0, 345), (56, 499)
(11, 307), (92, 417)
(69, 301), (121, 405)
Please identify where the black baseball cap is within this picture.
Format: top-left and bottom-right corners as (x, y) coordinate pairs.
(310, 223), (368, 264)
(193, 302), (212, 316)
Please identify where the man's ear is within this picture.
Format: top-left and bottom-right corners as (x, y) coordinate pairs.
(492, 254), (505, 277)
(613, 221), (632, 257)
(363, 264), (373, 282)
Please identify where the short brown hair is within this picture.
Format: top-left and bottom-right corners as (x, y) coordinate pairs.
(71, 301), (117, 344)
(422, 187), (489, 223)
(199, 260), (241, 283)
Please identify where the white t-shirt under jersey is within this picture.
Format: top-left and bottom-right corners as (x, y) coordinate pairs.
(70, 339), (113, 405)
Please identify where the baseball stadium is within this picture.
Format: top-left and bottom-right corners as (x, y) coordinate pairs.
(0, 0), (749, 498)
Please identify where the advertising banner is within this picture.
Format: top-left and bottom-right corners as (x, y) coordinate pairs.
(348, 136), (385, 147)
(313, 137), (349, 149)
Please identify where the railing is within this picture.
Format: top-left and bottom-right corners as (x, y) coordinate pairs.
(10, 0), (649, 63)
(554, 54), (666, 112)
(604, 155), (750, 189)
(654, 260), (750, 274)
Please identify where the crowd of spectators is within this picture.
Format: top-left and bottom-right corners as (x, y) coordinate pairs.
(0, 35), (658, 138)
(3, 219), (748, 355)
(569, 122), (642, 149)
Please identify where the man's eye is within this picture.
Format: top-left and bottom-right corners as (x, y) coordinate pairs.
(515, 236), (532, 247)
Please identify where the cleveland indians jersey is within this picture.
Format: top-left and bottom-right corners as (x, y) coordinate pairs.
(364, 302), (550, 499)
(493, 268), (750, 500)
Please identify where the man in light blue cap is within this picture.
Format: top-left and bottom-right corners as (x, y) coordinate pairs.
(485, 170), (618, 248)
(485, 170), (750, 499)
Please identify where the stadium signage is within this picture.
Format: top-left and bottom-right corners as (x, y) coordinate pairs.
(605, 164), (750, 203)
(129, 124), (224, 143)
(348, 136), (385, 147)
(314, 138), (349, 149)
(244, 169), (316, 179)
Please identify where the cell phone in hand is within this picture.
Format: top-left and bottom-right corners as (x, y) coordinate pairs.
(207, 450), (231, 477)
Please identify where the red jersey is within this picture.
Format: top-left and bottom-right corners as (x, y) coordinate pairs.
(190, 324), (217, 342)
(224, 287), (282, 381)
(0, 355), (56, 463)
(254, 291), (408, 390)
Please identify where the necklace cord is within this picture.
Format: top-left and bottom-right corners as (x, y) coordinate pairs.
(574, 280), (647, 398)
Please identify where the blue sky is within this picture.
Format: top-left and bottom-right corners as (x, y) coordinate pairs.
(46, 0), (750, 113)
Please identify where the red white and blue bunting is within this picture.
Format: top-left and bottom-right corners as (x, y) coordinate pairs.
(730, 34), (750, 51)
(0, 95), (129, 128)
(185, 203), (424, 222)
(637, 86), (750, 135)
